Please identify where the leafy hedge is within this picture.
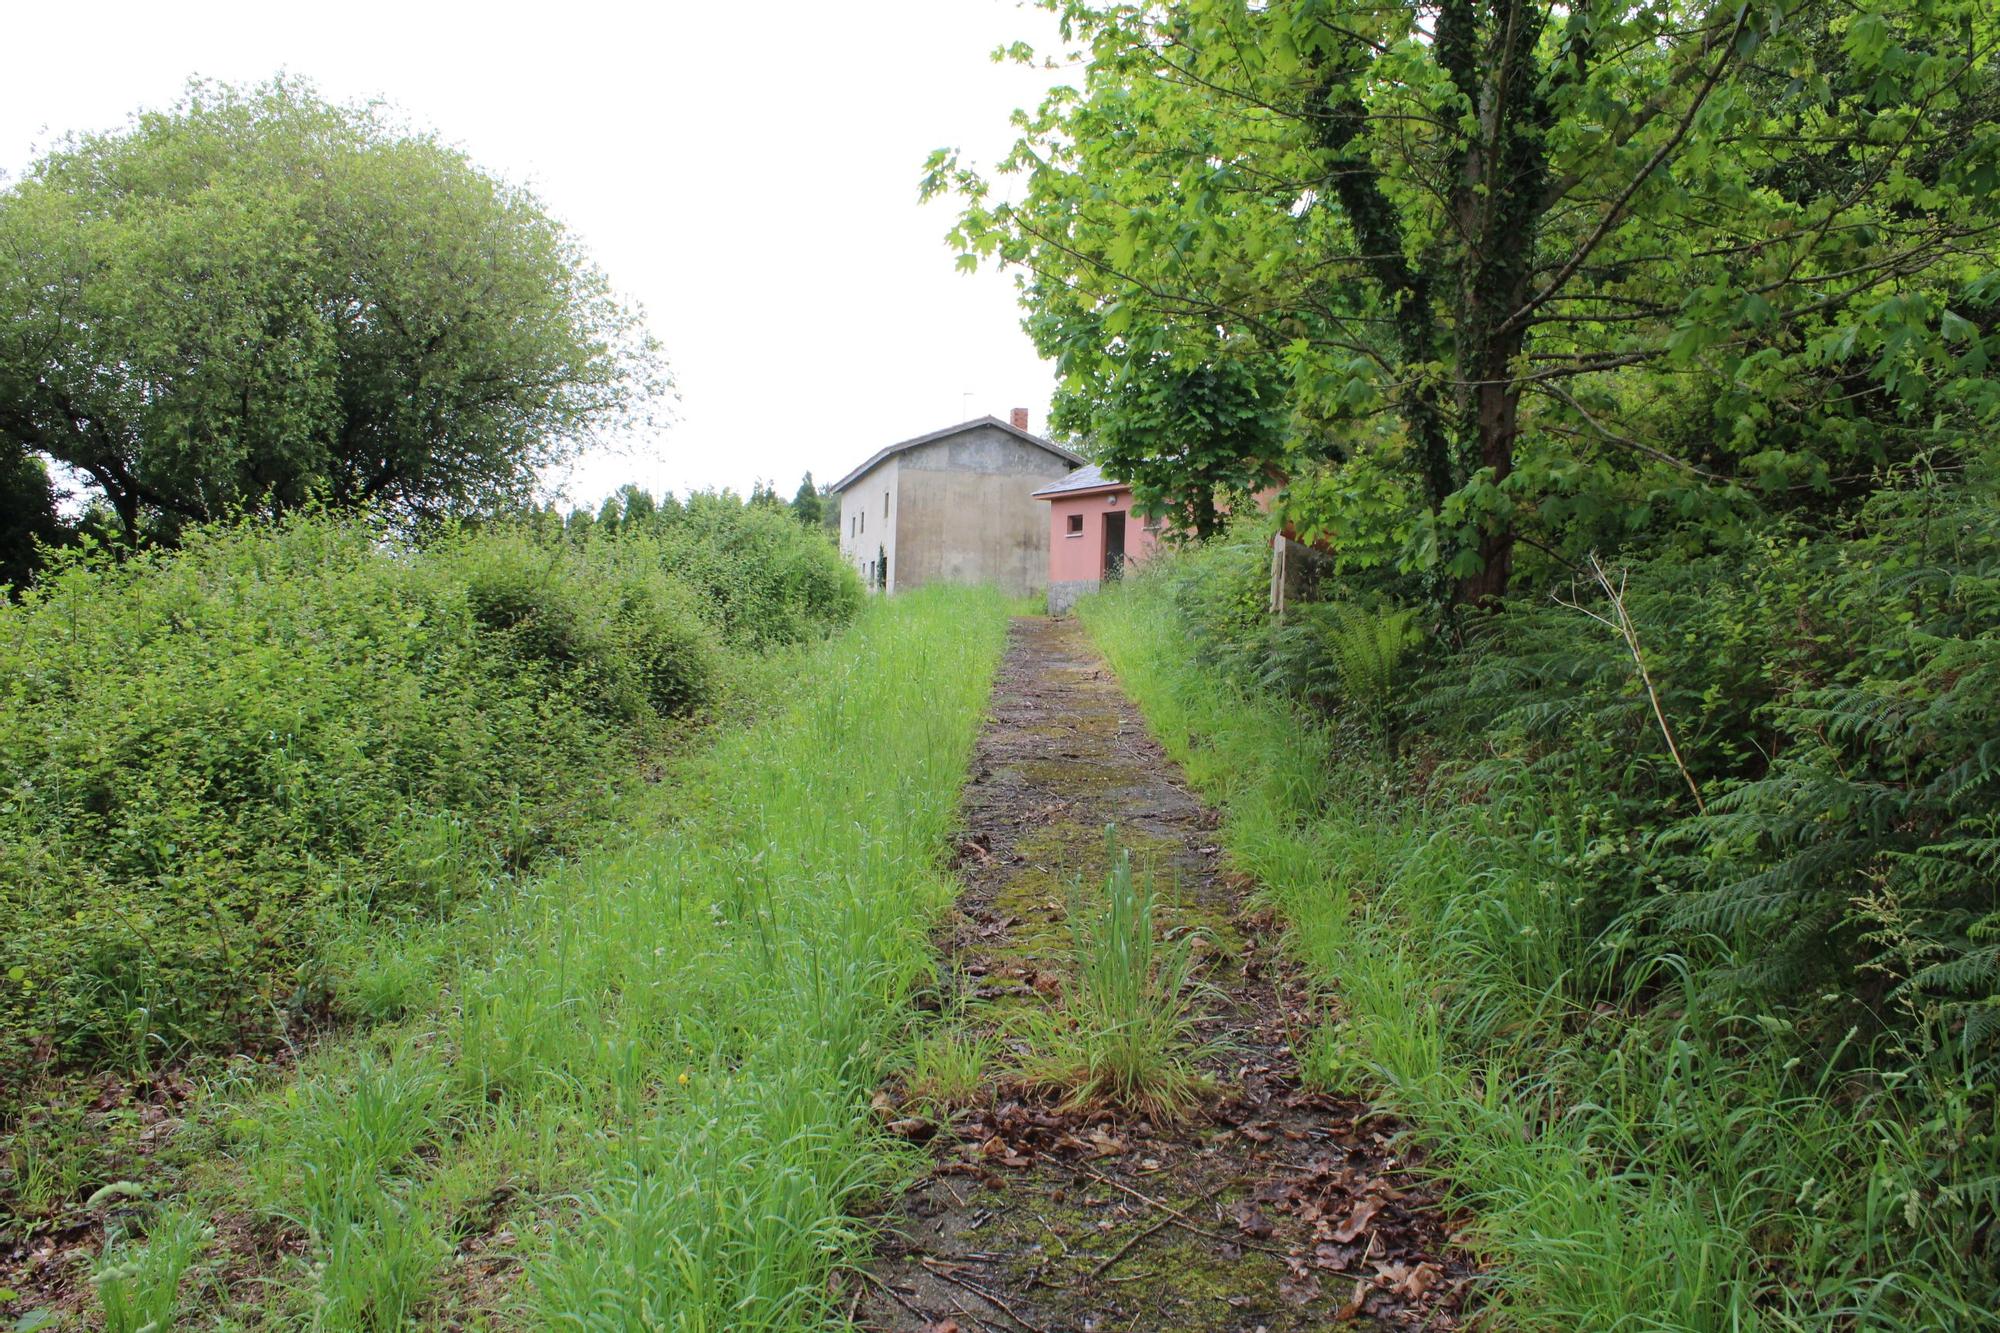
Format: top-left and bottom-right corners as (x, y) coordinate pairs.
(0, 506), (859, 1099)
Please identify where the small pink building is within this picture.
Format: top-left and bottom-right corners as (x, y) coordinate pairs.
(1032, 464), (1167, 613)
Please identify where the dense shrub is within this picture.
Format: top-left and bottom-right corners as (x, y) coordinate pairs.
(1154, 461), (2000, 1070)
(1412, 476), (2000, 1068)
(531, 490), (862, 648)
(0, 513), (748, 1095)
(430, 526), (719, 723)
(619, 493), (864, 649)
(1117, 452), (2000, 1317)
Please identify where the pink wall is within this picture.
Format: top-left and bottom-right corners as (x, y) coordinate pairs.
(1044, 485), (1165, 582)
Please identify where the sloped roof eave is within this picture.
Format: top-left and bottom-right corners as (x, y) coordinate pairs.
(1032, 482), (1125, 500)
(828, 417), (1084, 493)
(1030, 460), (1126, 499)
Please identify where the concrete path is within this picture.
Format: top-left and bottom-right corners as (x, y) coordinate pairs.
(851, 617), (1472, 1332)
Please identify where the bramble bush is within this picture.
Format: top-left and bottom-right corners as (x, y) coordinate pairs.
(428, 525), (720, 724)
(0, 505), (859, 1105)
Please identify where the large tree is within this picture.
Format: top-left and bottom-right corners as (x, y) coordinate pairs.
(0, 447), (63, 591)
(1046, 345), (1291, 536)
(0, 78), (664, 546)
(932, 0), (2000, 600)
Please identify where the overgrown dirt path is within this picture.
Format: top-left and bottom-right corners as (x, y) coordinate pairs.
(852, 617), (1473, 1332)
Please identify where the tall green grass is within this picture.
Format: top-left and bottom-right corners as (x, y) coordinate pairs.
(99, 587), (1007, 1329)
(1082, 577), (1999, 1330)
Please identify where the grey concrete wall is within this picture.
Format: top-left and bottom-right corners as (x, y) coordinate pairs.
(892, 426), (1073, 597)
(1046, 579), (1099, 616)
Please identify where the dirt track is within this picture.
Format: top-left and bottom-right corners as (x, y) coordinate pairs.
(851, 616), (1472, 1332)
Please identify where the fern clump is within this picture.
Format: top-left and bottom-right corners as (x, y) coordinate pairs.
(1325, 602), (1422, 714)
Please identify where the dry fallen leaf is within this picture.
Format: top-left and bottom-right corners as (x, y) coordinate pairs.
(1278, 1270), (1322, 1305)
(1228, 1200), (1275, 1239)
(1374, 1259), (1444, 1301)
(1332, 1197), (1383, 1244)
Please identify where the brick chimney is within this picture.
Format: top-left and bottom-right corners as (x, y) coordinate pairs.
(1009, 406), (1030, 431)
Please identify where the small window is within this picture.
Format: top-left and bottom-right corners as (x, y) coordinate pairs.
(849, 514), (856, 538)
(1065, 514), (1084, 536)
(860, 510), (865, 534)
(883, 490), (890, 518)
(1142, 512), (1163, 532)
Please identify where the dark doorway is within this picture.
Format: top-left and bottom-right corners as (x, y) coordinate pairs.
(1102, 511), (1127, 581)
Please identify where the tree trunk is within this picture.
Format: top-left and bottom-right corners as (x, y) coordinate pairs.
(1447, 0), (1550, 607)
(1459, 374), (1520, 605)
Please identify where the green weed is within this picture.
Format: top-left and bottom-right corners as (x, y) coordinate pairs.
(1014, 829), (1212, 1120)
(93, 1208), (211, 1333)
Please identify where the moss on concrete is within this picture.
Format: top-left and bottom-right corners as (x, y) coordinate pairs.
(955, 1170), (1312, 1330)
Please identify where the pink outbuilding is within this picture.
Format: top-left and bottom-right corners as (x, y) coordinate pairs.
(1032, 464), (1166, 614)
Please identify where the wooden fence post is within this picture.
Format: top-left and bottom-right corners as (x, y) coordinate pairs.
(1269, 531), (1291, 618)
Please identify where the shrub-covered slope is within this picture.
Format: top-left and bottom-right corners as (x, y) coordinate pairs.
(0, 503), (858, 1097)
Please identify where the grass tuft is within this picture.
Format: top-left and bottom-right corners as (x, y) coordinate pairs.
(1013, 828), (1213, 1121)
(92, 1208), (211, 1333)
(902, 1016), (1000, 1114)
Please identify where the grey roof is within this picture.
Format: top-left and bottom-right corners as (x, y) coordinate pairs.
(1030, 461), (1122, 498)
(828, 417), (1084, 493)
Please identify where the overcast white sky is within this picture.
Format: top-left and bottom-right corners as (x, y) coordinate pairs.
(0, 0), (1069, 508)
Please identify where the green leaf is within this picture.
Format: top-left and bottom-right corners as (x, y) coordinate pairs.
(85, 1180), (148, 1209)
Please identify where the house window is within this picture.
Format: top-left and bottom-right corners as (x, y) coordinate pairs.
(1142, 512), (1163, 532)
(849, 514), (856, 538)
(1065, 514), (1084, 536)
(883, 490), (890, 518)
(860, 509), (865, 534)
